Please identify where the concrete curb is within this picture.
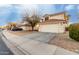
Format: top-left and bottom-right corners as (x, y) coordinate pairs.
(1, 31), (28, 55)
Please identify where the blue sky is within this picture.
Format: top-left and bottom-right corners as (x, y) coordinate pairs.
(0, 4), (79, 26)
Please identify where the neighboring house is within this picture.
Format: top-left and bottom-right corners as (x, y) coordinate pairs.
(39, 12), (69, 33)
(17, 21), (31, 31)
(18, 21), (39, 31)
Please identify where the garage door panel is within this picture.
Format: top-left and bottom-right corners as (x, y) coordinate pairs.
(39, 24), (65, 33)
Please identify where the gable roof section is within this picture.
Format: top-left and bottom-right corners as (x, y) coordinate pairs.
(44, 12), (67, 17)
(49, 12), (66, 16)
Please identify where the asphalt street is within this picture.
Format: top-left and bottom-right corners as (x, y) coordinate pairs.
(0, 30), (13, 55)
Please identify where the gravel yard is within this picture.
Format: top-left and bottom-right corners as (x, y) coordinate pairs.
(49, 32), (79, 53)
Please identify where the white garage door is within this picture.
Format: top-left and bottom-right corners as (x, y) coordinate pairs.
(39, 24), (65, 33)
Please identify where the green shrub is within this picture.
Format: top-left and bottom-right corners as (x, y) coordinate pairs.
(69, 23), (79, 41)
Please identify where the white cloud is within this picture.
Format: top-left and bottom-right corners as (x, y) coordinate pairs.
(77, 5), (79, 10)
(0, 4), (7, 7)
(41, 5), (54, 14)
(19, 4), (39, 16)
(0, 4), (11, 7)
(65, 5), (75, 11)
(38, 4), (55, 15)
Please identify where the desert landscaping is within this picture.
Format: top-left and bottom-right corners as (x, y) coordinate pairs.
(0, 4), (79, 55)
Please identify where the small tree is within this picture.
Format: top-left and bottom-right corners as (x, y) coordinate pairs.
(22, 13), (40, 31)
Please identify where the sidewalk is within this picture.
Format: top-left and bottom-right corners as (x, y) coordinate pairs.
(2, 30), (78, 55)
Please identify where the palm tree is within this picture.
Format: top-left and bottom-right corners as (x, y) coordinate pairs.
(64, 13), (70, 21)
(67, 15), (70, 20)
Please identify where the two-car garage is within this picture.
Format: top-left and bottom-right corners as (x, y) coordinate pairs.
(39, 24), (66, 33)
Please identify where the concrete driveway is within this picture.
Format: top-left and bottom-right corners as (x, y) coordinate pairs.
(21, 32), (56, 43)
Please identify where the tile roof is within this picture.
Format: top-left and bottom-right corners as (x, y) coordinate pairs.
(44, 12), (66, 17)
(39, 19), (68, 25)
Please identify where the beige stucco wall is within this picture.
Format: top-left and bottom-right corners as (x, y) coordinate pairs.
(39, 24), (66, 33)
(20, 25), (39, 31)
(49, 13), (65, 20)
(20, 26), (32, 31)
